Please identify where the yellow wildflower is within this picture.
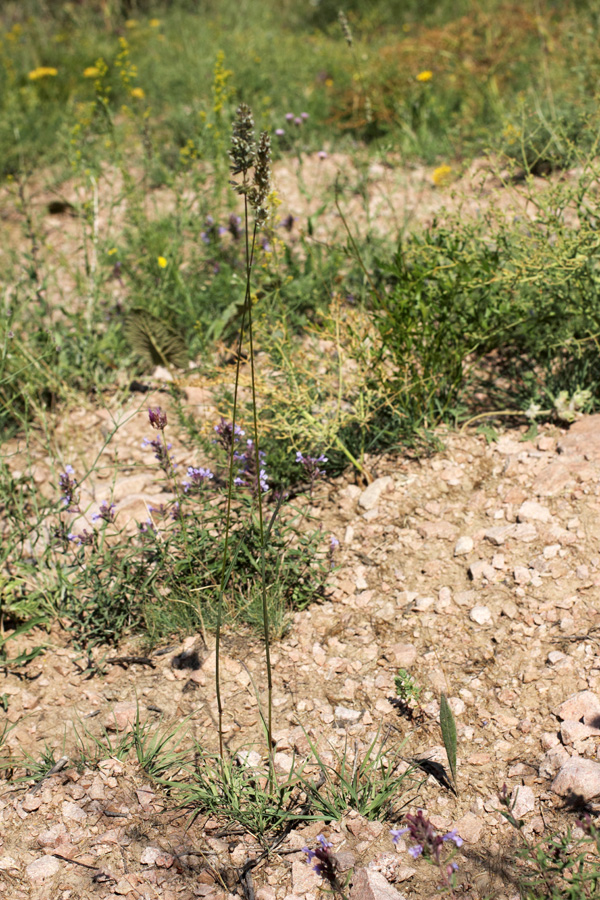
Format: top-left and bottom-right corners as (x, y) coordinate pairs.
(125, 19), (138, 28)
(149, 18), (161, 28)
(157, 256), (167, 269)
(28, 66), (58, 80)
(130, 87), (145, 99)
(325, 78), (334, 87)
(83, 66), (100, 78)
(416, 70), (433, 82)
(108, 248), (118, 256)
(432, 164), (452, 186)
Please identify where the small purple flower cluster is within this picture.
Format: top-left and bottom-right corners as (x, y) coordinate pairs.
(59, 465), (80, 512)
(277, 111), (309, 136)
(391, 810), (461, 881)
(68, 529), (94, 547)
(200, 213), (242, 245)
(296, 451), (327, 478)
(302, 835), (338, 888)
(142, 434), (175, 475)
(214, 418), (245, 452)
(183, 466), (214, 493)
(148, 406), (168, 430)
(235, 439), (268, 494)
(92, 501), (116, 523)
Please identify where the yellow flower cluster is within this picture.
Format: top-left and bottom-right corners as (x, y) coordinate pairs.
(212, 50), (233, 116)
(416, 70), (433, 82)
(130, 87), (145, 99)
(432, 164), (452, 186)
(29, 66), (57, 80)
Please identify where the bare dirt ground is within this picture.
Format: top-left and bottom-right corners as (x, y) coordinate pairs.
(3, 154), (600, 899)
(3, 389), (600, 900)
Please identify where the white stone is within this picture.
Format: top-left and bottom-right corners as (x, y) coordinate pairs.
(358, 476), (394, 511)
(470, 605), (492, 626)
(517, 500), (553, 523)
(510, 785), (535, 818)
(335, 706), (363, 725)
(552, 757), (600, 808)
(454, 536), (473, 557)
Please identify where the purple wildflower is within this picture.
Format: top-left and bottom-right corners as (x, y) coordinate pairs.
(228, 213), (242, 240)
(234, 439), (269, 494)
(214, 418), (245, 451)
(59, 465), (80, 512)
(92, 501), (116, 523)
(318, 150), (328, 160)
(142, 435), (176, 476)
(285, 112), (294, 121)
(148, 407), (167, 430)
(301, 112), (309, 120)
(281, 213), (295, 232)
(294, 117), (302, 126)
(275, 128), (285, 137)
(68, 529), (94, 547)
(296, 451), (328, 478)
(391, 811), (462, 873)
(184, 466), (214, 493)
(302, 835), (339, 887)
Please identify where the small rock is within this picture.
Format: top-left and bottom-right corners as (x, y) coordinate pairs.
(552, 758), (600, 808)
(447, 697), (465, 716)
(26, 856), (61, 881)
(358, 477), (394, 511)
(454, 536), (474, 557)
(103, 701), (142, 733)
(539, 746), (570, 778)
(292, 858), (321, 894)
(547, 651), (567, 666)
(236, 750), (262, 769)
(513, 566), (531, 585)
(415, 596), (435, 612)
(21, 793), (42, 812)
(484, 525), (515, 546)
(468, 561), (496, 582)
(349, 867), (408, 900)
(0, 856), (18, 871)
(560, 720), (600, 745)
(61, 800), (87, 822)
(470, 605), (492, 626)
(554, 690), (600, 725)
(391, 644), (417, 667)
(140, 846), (163, 866)
(510, 785), (535, 818)
(454, 812), (484, 843)
(334, 850), (356, 872)
(273, 752), (294, 774)
(335, 706), (363, 726)
(517, 500), (553, 523)
(540, 732), (560, 750)
(416, 521), (459, 541)
(37, 824), (68, 848)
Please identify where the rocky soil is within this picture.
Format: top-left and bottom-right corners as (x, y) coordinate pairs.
(3, 391), (600, 900)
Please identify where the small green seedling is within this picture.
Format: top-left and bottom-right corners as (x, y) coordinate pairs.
(394, 669), (422, 704)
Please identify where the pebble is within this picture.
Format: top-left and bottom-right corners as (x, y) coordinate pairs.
(539, 746), (570, 778)
(335, 706), (363, 726)
(554, 690), (600, 725)
(517, 500), (553, 523)
(454, 812), (484, 843)
(391, 644), (417, 667)
(560, 720), (600, 745)
(468, 561), (496, 582)
(470, 605), (492, 626)
(349, 867), (408, 900)
(103, 701), (142, 732)
(510, 785), (535, 818)
(552, 757), (600, 808)
(358, 476), (394, 511)
(454, 535), (473, 556)
(26, 856), (61, 881)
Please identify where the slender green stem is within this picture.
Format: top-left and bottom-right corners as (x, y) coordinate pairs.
(245, 214), (273, 764)
(215, 287), (248, 762)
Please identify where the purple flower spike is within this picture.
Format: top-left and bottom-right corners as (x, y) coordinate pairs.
(148, 407), (167, 430)
(59, 466), (80, 512)
(408, 845), (423, 859)
(184, 466), (214, 493)
(92, 501), (116, 523)
(303, 836), (339, 889)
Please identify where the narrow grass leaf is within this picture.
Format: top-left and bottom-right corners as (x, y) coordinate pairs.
(440, 692), (458, 793)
